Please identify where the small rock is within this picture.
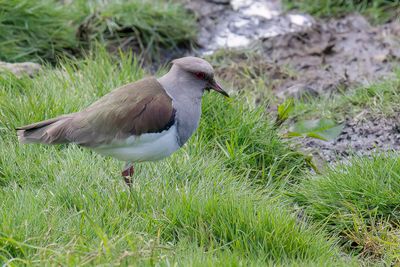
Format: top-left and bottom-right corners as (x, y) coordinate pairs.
(0, 61), (41, 77)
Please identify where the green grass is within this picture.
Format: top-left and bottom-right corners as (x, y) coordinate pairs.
(199, 95), (308, 185)
(206, 47), (400, 263)
(283, 0), (400, 24)
(2, 0), (400, 264)
(284, 70), (400, 263)
(0, 0), (196, 63)
(0, 0), (78, 63)
(75, 0), (196, 58)
(289, 154), (400, 263)
(0, 50), (348, 265)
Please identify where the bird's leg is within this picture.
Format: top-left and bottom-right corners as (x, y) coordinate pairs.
(121, 162), (134, 187)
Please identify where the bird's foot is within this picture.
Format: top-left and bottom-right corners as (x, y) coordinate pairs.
(122, 165), (134, 187)
(123, 176), (132, 187)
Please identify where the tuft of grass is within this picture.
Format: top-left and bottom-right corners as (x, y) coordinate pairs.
(198, 94), (308, 185)
(0, 50), (344, 265)
(283, 0), (400, 24)
(0, 0), (196, 63)
(289, 154), (400, 262)
(75, 0), (196, 59)
(0, 0), (78, 63)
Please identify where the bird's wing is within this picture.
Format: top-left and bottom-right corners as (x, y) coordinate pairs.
(18, 77), (175, 147)
(67, 77), (175, 147)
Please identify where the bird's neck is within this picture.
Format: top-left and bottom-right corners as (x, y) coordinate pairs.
(157, 66), (204, 146)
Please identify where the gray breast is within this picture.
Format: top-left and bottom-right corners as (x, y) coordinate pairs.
(173, 97), (202, 146)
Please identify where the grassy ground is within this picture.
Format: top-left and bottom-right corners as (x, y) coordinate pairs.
(285, 68), (400, 265)
(290, 154), (400, 264)
(283, 0), (400, 24)
(209, 46), (400, 264)
(0, 0), (78, 62)
(1, 48), (398, 266)
(0, 0), (195, 63)
(1, 1), (400, 264)
(0, 50), (350, 265)
(291, 71), (400, 121)
(75, 0), (196, 59)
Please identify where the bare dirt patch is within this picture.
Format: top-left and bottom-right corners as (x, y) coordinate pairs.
(261, 14), (400, 98)
(300, 115), (400, 163)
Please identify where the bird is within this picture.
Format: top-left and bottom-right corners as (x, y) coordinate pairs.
(16, 57), (229, 186)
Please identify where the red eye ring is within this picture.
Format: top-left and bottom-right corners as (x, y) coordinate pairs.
(195, 72), (206, 79)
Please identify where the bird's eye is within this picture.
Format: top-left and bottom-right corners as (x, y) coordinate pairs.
(195, 72), (206, 80)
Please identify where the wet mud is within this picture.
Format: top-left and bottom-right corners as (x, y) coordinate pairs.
(189, 0), (400, 97)
(187, 0), (313, 52)
(301, 115), (400, 163)
(261, 14), (400, 98)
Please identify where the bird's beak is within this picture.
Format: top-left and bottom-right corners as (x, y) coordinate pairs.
(208, 79), (229, 97)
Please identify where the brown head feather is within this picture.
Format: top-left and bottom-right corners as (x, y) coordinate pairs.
(171, 57), (214, 77)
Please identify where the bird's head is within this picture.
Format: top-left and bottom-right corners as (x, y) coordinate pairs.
(171, 57), (229, 97)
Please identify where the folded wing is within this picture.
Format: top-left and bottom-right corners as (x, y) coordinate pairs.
(17, 78), (175, 147)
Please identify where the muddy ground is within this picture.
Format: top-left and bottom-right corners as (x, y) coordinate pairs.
(188, 0), (400, 97)
(302, 116), (400, 164)
(187, 0), (400, 162)
(261, 15), (400, 98)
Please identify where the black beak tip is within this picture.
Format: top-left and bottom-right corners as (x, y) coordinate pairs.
(221, 91), (230, 98)
(209, 80), (229, 98)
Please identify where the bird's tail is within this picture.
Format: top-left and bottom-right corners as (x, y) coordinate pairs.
(16, 116), (71, 144)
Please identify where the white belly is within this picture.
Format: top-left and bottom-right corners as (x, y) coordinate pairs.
(93, 125), (181, 162)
